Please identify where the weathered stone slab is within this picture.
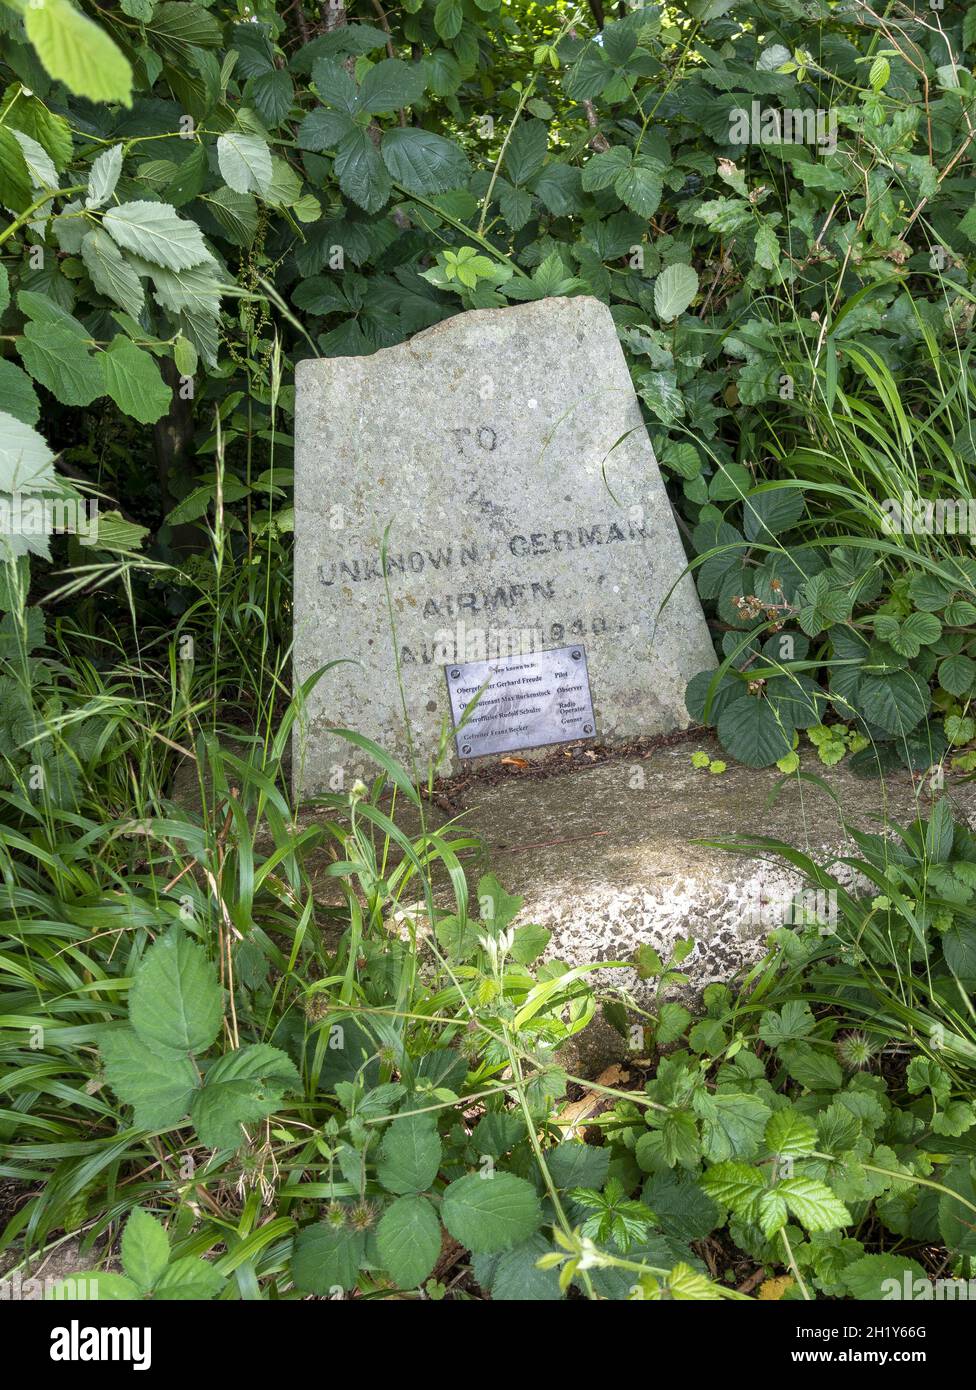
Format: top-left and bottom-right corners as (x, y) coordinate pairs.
(293, 296), (714, 795)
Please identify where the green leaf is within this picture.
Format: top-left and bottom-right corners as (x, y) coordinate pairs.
(779, 1176), (851, 1231)
(100, 336), (171, 424)
(546, 1141), (610, 1190)
(717, 694), (794, 767)
(104, 201), (208, 271)
(153, 1255), (226, 1301)
(190, 1043), (299, 1150)
(858, 671), (929, 736)
(778, 1041), (843, 1092)
(700, 1161), (765, 1218)
(0, 127), (35, 214)
(54, 1272), (143, 1300)
(758, 1002), (815, 1046)
(121, 1208), (170, 1292)
(376, 1195), (441, 1288)
(86, 144), (123, 209)
(376, 1113), (442, 1194)
(505, 119), (548, 185)
(81, 229), (144, 317)
(359, 58), (426, 113)
(297, 107), (355, 152)
(381, 127), (470, 195)
(441, 1172), (542, 1253)
(216, 133), (273, 196)
(25, 0), (133, 106)
(17, 322), (103, 407)
(743, 486), (805, 543)
(843, 1253), (926, 1301)
(129, 930), (223, 1054)
(654, 263), (699, 322)
(99, 1028), (199, 1130)
(939, 653), (976, 697)
(764, 1108), (818, 1158)
(13, 129), (57, 189)
(291, 1222), (366, 1294)
(334, 125), (391, 212)
(695, 1092), (771, 1163)
(473, 1233), (563, 1301)
(0, 360), (40, 426)
(615, 160), (662, 218)
(434, 0), (464, 40)
(938, 1159), (976, 1255)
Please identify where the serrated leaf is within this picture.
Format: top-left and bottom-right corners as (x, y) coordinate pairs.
(381, 127), (470, 195)
(81, 229), (144, 317)
(86, 145), (124, 209)
(334, 124), (391, 211)
(473, 1233), (563, 1301)
(376, 1195), (441, 1289)
(700, 1161), (765, 1217)
(843, 1252), (926, 1300)
(189, 1043), (299, 1150)
(615, 161), (662, 218)
(359, 57), (426, 114)
(441, 1172), (542, 1253)
(858, 671), (929, 736)
(765, 1108), (818, 1158)
(100, 336), (171, 424)
(0, 127), (34, 214)
(0, 361), (40, 426)
(129, 930), (222, 1054)
(291, 1223), (365, 1294)
(376, 1113), (442, 1194)
(25, 0), (133, 106)
(758, 1001), (815, 1047)
(17, 322), (103, 407)
(654, 263), (699, 321)
(695, 1092), (771, 1162)
(153, 1256), (226, 1301)
(104, 201), (208, 271)
(717, 693), (794, 767)
(121, 1208), (170, 1292)
(778, 1176), (851, 1231)
(217, 133), (273, 196)
(99, 1028), (199, 1130)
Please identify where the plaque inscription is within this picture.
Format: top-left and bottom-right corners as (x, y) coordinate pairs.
(445, 645), (596, 759)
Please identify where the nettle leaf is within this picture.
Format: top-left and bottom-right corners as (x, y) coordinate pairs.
(381, 128), (470, 195)
(190, 1043), (299, 1150)
(129, 930), (223, 1055)
(376, 1112), (442, 1194)
(104, 201), (209, 271)
(291, 1222), (366, 1294)
(100, 337), (172, 424)
(654, 263), (699, 322)
(441, 1172), (543, 1253)
(86, 145), (124, 210)
(99, 1028), (199, 1130)
(216, 133), (273, 197)
(121, 1207), (170, 1293)
(376, 1195), (441, 1288)
(24, 0), (133, 106)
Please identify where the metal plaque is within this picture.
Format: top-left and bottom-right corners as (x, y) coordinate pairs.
(444, 645), (596, 759)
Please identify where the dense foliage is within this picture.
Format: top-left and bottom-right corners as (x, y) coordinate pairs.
(1, 0), (976, 1303)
